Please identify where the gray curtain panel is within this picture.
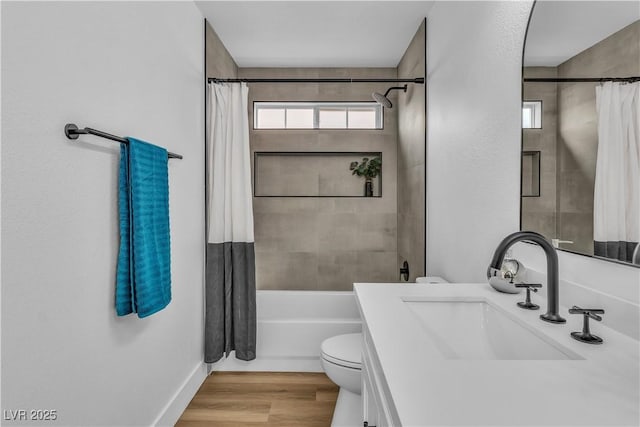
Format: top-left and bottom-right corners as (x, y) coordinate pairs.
(205, 82), (256, 363)
(205, 242), (256, 362)
(594, 241), (638, 264)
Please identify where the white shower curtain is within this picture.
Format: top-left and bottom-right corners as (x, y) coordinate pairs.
(594, 81), (640, 262)
(205, 82), (256, 362)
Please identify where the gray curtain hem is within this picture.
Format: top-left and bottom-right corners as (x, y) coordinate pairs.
(594, 240), (638, 263)
(205, 242), (257, 363)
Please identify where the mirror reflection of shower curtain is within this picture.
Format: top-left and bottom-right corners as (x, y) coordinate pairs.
(205, 82), (256, 362)
(594, 81), (640, 263)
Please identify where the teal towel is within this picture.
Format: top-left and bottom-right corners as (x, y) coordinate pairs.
(116, 137), (171, 318)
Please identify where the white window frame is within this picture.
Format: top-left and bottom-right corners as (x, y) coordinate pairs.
(522, 100), (542, 129)
(253, 102), (383, 130)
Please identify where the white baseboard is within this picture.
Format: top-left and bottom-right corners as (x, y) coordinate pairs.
(211, 352), (323, 372)
(152, 362), (208, 426)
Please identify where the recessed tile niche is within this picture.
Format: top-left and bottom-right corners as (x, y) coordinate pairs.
(254, 152), (383, 197)
(522, 150), (541, 197)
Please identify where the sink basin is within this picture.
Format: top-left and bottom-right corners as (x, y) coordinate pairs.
(403, 298), (581, 360)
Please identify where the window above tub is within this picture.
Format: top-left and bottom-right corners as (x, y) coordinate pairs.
(253, 102), (383, 130)
(522, 101), (542, 129)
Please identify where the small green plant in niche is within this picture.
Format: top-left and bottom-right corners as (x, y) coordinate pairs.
(350, 156), (382, 197)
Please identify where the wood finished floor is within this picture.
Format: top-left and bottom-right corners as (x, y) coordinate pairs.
(176, 372), (339, 427)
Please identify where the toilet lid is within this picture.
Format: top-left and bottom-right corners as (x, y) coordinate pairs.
(321, 333), (362, 369)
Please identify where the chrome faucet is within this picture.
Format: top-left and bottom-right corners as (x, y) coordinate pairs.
(487, 231), (566, 324)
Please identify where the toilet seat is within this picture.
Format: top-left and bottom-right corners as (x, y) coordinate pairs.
(321, 333), (362, 370)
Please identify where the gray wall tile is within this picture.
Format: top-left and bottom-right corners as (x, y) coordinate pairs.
(396, 21), (426, 281)
(205, 22), (237, 79)
(255, 251), (318, 290)
(317, 252), (359, 291)
(356, 252), (398, 282)
(239, 67), (399, 290)
(522, 67), (558, 240)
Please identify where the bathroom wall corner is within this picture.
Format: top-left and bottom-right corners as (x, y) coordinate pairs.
(205, 20), (239, 79)
(397, 19), (427, 282)
(153, 362), (208, 426)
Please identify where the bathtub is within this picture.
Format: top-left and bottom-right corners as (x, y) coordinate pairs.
(212, 290), (362, 372)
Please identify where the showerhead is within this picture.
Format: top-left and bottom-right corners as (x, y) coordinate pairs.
(372, 92), (392, 108)
(372, 84), (408, 108)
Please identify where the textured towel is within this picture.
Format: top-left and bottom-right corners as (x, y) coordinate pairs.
(116, 137), (171, 318)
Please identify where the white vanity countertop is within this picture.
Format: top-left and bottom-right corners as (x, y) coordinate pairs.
(354, 283), (640, 426)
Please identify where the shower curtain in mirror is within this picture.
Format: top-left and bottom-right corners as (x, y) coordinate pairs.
(594, 81), (640, 263)
(205, 82), (256, 362)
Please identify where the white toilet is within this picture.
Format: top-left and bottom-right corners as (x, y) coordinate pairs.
(320, 278), (448, 394)
(321, 333), (363, 426)
(321, 279), (447, 425)
(321, 333), (362, 394)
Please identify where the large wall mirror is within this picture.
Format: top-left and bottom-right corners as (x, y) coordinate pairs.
(521, 1), (640, 267)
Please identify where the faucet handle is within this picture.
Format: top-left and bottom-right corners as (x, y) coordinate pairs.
(514, 283), (542, 289)
(569, 306), (604, 344)
(569, 306), (605, 321)
(515, 283), (541, 310)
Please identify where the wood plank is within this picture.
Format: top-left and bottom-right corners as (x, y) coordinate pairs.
(268, 400), (336, 424)
(177, 371), (338, 426)
(177, 422), (330, 427)
(315, 386), (340, 402)
(190, 387), (317, 404)
(186, 397), (271, 410)
(178, 401), (271, 423)
(207, 371), (336, 386)
(199, 381), (324, 395)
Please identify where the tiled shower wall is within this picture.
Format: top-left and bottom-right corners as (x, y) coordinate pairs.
(205, 22), (237, 79)
(556, 21), (639, 255)
(240, 68), (399, 291)
(522, 67), (558, 241)
(397, 20), (426, 281)
(205, 21), (428, 291)
(522, 21), (640, 255)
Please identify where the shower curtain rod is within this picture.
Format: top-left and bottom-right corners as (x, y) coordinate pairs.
(208, 77), (425, 84)
(524, 77), (640, 83)
(64, 124), (183, 159)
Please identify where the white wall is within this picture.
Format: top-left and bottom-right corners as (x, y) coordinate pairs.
(426, 0), (532, 282)
(1, 2), (206, 426)
(425, 0), (639, 339)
